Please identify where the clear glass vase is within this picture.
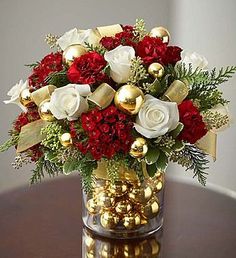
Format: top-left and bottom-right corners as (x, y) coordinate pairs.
(82, 161), (164, 239)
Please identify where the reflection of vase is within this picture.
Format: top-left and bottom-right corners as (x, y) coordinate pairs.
(82, 161), (165, 239)
(82, 227), (163, 258)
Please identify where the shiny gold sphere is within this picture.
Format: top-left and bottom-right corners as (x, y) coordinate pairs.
(123, 212), (141, 229)
(124, 244), (141, 257)
(108, 182), (128, 197)
(38, 99), (55, 122)
(149, 26), (170, 44)
(96, 192), (115, 209)
(62, 44), (87, 66)
(100, 242), (118, 258)
(114, 84), (145, 115)
(100, 210), (119, 229)
(86, 198), (100, 215)
(20, 88), (34, 107)
(141, 239), (160, 257)
(59, 133), (73, 147)
(140, 196), (160, 219)
(115, 200), (132, 215)
(128, 184), (153, 204)
(148, 63), (165, 78)
(129, 137), (148, 159)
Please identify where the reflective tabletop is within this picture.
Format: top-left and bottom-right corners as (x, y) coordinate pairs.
(0, 177), (235, 258)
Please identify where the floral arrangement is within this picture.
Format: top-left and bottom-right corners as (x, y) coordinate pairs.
(1, 19), (235, 192)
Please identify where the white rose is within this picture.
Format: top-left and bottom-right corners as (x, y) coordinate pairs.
(57, 28), (100, 51)
(177, 50), (208, 71)
(49, 84), (91, 121)
(4, 79), (29, 111)
(134, 95), (179, 138)
(104, 45), (135, 84)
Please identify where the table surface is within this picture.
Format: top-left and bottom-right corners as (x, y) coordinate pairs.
(0, 177), (235, 258)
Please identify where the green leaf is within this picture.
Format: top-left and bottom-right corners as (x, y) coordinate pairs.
(145, 148), (160, 165)
(156, 151), (168, 172)
(146, 163), (157, 177)
(159, 146), (172, 156)
(172, 140), (185, 151)
(170, 123), (184, 138)
(63, 158), (80, 175)
(149, 79), (162, 95)
(44, 151), (58, 162)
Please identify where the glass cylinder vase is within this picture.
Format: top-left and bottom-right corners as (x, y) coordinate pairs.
(82, 161), (165, 239)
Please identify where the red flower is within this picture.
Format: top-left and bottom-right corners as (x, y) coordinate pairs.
(14, 109), (40, 132)
(29, 52), (63, 91)
(178, 100), (207, 144)
(67, 52), (107, 85)
(76, 106), (133, 160)
(100, 26), (136, 50)
(136, 36), (182, 66)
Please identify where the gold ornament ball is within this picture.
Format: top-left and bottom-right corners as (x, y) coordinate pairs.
(59, 133), (73, 147)
(123, 244), (141, 258)
(115, 200), (132, 215)
(140, 196), (160, 219)
(100, 210), (119, 229)
(123, 212), (141, 230)
(141, 239), (160, 257)
(20, 88), (34, 107)
(62, 44), (87, 66)
(129, 137), (148, 159)
(128, 184), (153, 204)
(38, 99), (55, 122)
(86, 198), (100, 215)
(114, 84), (145, 115)
(96, 192), (115, 209)
(149, 26), (170, 44)
(109, 182), (128, 197)
(148, 63), (165, 78)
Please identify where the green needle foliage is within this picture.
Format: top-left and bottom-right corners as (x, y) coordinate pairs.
(0, 134), (19, 152)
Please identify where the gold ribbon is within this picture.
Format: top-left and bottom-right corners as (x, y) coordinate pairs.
(196, 131), (217, 161)
(16, 119), (49, 153)
(96, 24), (123, 37)
(163, 80), (189, 104)
(31, 85), (56, 106)
(87, 83), (116, 109)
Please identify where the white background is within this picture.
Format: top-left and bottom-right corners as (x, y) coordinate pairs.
(0, 0), (235, 193)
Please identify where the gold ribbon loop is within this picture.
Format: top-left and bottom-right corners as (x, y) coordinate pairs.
(16, 120), (49, 153)
(87, 83), (116, 109)
(96, 24), (123, 37)
(196, 131), (217, 161)
(31, 85), (56, 106)
(163, 80), (189, 104)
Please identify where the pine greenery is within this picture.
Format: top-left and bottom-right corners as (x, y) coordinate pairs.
(0, 134), (19, 152)
(45, 69), (69, 87)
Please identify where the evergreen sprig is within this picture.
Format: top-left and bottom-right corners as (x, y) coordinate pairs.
(45, 69), (69, 88)
(0, 135), (19, 152)
(30, 158), (44, 184)
(84, 42), (106, 55)
(171, 144), (209, 186)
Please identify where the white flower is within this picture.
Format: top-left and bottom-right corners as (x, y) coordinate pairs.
(4, 80), (29, 111)
(134, 95), (179, 138)
(57, 28), (100, 51)
(104, 45), (135, 84)
(177, 50), (208, 71)
(49, 84), (91, 121)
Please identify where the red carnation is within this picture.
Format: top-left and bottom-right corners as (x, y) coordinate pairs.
(136, 36), (182, 66)
(67, 52), (107, 85)
(178, 100), (207, 144)
(76, 106), (133, 160)
(100, 26), (136, 50)
(14, 109), (40, 132)
(29, 52), (63, 91)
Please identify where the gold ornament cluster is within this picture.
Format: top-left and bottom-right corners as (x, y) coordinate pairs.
(86, 173), (164, 231)
(84, 229), (161, 258)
